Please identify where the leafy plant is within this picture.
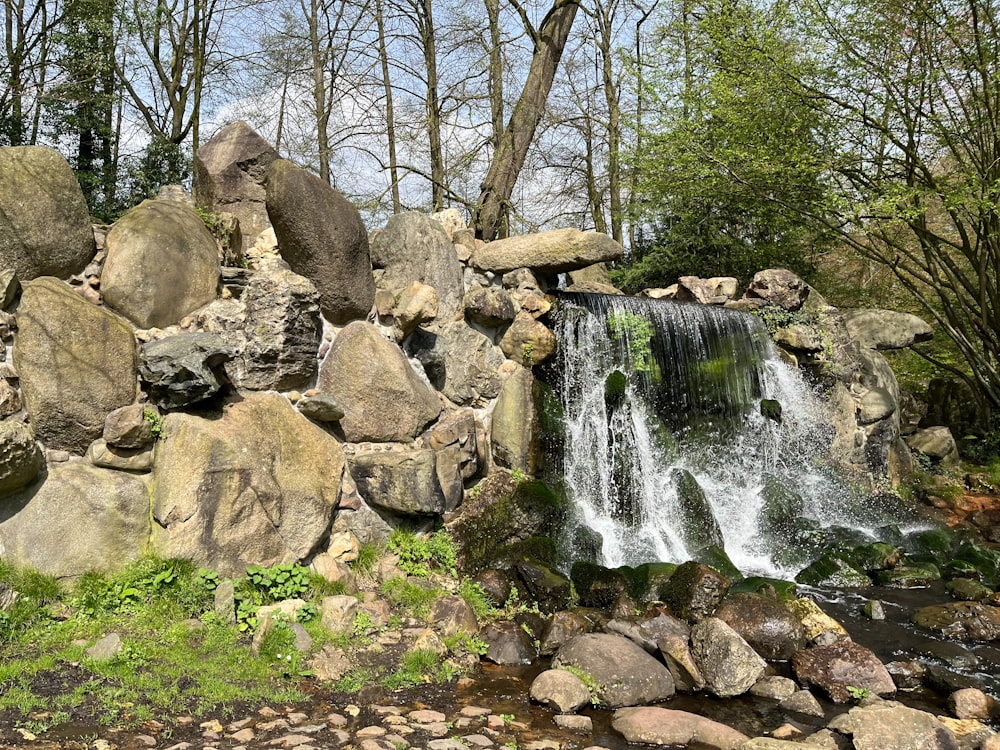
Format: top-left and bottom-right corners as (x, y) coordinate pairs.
(560, 665), (601, 706)
(380, 577), (441, 620)
(443, 631), (489, 656)
(245, 563), (311, 602)
(607, 310), (658, 376)
(845, 685), (871, 702)
(387, 529), (457, 577)
(142, 408), (164, 441)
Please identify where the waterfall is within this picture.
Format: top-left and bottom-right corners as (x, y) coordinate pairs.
(550, 292), (860, 577)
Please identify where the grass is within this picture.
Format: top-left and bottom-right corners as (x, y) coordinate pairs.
(0, 545), (485, 731)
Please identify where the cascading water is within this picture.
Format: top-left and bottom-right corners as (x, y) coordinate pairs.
(551, 292), (863, 577)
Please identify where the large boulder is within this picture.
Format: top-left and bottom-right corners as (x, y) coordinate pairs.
(471, 229), (623, 275)
(318, 321), (441, 442)
(490, 367), (542, 474)
(844, 309), (933, 350)
(139, 333), (235, 410)
(906, 426), (960, 466)
(370, 212), (465, 322)
(193, 120), (279, 253)
(347, 445), (452, 516)
(102, 200), (220, 328)
(0, 421), (42, 496)
(837, 702), (959, 750)
(744, 269), (809, 311)
(660, 561), (731, 622)
(612, 707), (748, 750)
(409, 321), (506, 407)
(265, 159), (374, 323)
(690, 617), (767, 697)
(0, 146), (94, 280)
(0, 461), (151, 577)
(235, 266), (322, 391)
(150, 393), (345, 576)
(552, 632), (675, 708)
(499, 312), (557, 366)
(792, 640), (896, 703)
(530, 669), (592, 713)
(14, 277), (138, 453)
(714, 593), (806, 661)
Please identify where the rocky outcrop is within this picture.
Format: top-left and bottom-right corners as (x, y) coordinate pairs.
(0, 146), (94, 281)
(0, 460), (151, 577)
(102, 200), (220, 328)
(530, 669), (592, 713)
(266, 159), (374, 323)
(193, 120), (279, 253)
(499, 312), (557, 366)
(471, 228), (623, 274)
(409, 322), (506, 407)
(14, 277), (137, 453)
(552, 633), (675, 708)
(150, 393), (344, 576)
(744, 269), (809, 311)
(844, 309), (934, 350)
(906, 427), (960, 466)
(371, 212), (465, 322)
(319, 321), (441, 442)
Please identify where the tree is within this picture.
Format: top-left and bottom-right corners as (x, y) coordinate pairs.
(2, 0), (60, 146)
(616, 0), (830, 291)
(473, 0), (580, 240)
(793, 0), (1000, 411)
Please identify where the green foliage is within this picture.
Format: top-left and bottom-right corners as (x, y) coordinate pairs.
(351, 543), (384, 577)
(443, 631), (489, 656)
(619, 0), (829, 291)
(245, 563), (311, 602)
(845, 685), (871, 702)
(560, 665), (601, 706)
(457, 579), (498, 621)
(607, 311), (657, 375)
(0, 563), (62, 643)
(387, 529), (457, 577)
(379, 577), (440, 620)
(142, 408), (164, 440)
(335, 667), (378, 693)
(71, 557), (213, 618)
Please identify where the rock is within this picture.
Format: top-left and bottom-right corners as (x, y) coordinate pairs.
(675, 276), (738, 305)
(428, 595), (479, 636)
(886, 660), (925, 691)
(320, 595), (359, 634)
(844, 309), (933, 350)
(744, 269), (809, 311)
(14, 277), (137, 453)
(103, 404), (154, 449)
(430, 207), (466, 239)
(499, 312), (557, 367)
(788, 598), (851, 645)
(912, 601), (1000, 641)
(102, 200), (219, 328)
(139, 333), (235, 410)
(606, 611), (690, 654)
(391, 281), (438, 341)
(85, 633), (123, 661)
(672, 469), (724, 551)
(530, 670), (592, 713)
(690, 617), (767, 697)
(463, 287), (517, 327)
(779, 690), (824, 717)
(471, 229), (623, 274)
(490, 368), (542, 474)
(839, 702), (959, 750)
(193, 121), (279, 255)
(660, 561), (731, 622)
(309, 644), (352, 682)
(906, 427), (960, 466)
(0, 421), (41, 496)
(266, 159), (374, 323)
(750, 676), (798, 700)
(791, 641), (896, 703)
(409, 322), (506, 406)
(552, 633), (675, 708)
(0, 379), (20, 418)
(86, 439), (154, 472)
(658, 632), (706, 693)
(539, 611), (596, 656)
(425, 408), (483, 484)
(0, 146), (94, 280)
(348, 446), (450, 516)
(714, 593), (806, 661)
(311, 555), (357, 593)
(738, 740), (829, 750)
(151, 393), (344, 577)
(515, 559), (572, 613)
(370, 213), (464, 322)
(318, 321), (441, 442)
(948, 688), (995, 720)
(481, 620), (537, 665)
(235, 267), (322, 391)
(612, 707), (747, 750)
(0, 461), (150, 577)
(774, 324), (824, 352)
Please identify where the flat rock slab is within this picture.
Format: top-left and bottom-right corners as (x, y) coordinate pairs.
(471, 229), (623, 274)
(792, 641), (896, 703)
(612, 707), (747, 750)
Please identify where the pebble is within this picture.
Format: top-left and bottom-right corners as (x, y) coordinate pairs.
(357, 725), (387, 738)
(409, 709), (447, 724)
(554, 715), (592, 732)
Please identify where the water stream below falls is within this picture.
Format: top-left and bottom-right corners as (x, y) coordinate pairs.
(549, 292), (889, 577)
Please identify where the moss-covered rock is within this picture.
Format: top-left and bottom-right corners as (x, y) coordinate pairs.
(571, 561), (630, 610)
(758, 475), (804, 542)
(847, 542), (903, 572)
(630, 562), (678, 603)
(875, 560), (941, 588)
(694, 546), (743, 581)
(672, 469), (723, 552)
(515, 558), (572, 613)
(605, 370), (628, 408)
(448, 473), (566, 574)
(795, 555), (871, 588)
(946, 577), (994, 602)
(730, 576), (798, 602)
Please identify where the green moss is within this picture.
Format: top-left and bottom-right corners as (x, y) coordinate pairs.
(570, 562), (629, 610)
(794, 554), (871, 588)
(729, 576), (798, 602)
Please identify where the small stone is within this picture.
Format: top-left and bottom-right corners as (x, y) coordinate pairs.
(780, 690), (825, 717)
(85, 633), (123, 661)
(267, 734), (315, 747)
(862, 600), (885, 620)
(357, 726), (387, 738)
(230, 729), (255, 743)
(460, 706), (492, 718)
(554, 715), (593, 732)
(287, 713), (309, 725)
(326, 713), (349, 727)
(201, 720), (224, 733)
(409, 709), (447, 724)
(949, 687), (996, 720)
(770, 723), (805, 740)
(462, 734), (495, 747)
(257, 719), (290, 732)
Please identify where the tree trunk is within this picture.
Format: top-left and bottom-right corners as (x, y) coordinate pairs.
(376, 0), (401, 212)
(473, 0), (579, 240)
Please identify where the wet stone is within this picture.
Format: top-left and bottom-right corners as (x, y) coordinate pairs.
(554, 715), (593, 732)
